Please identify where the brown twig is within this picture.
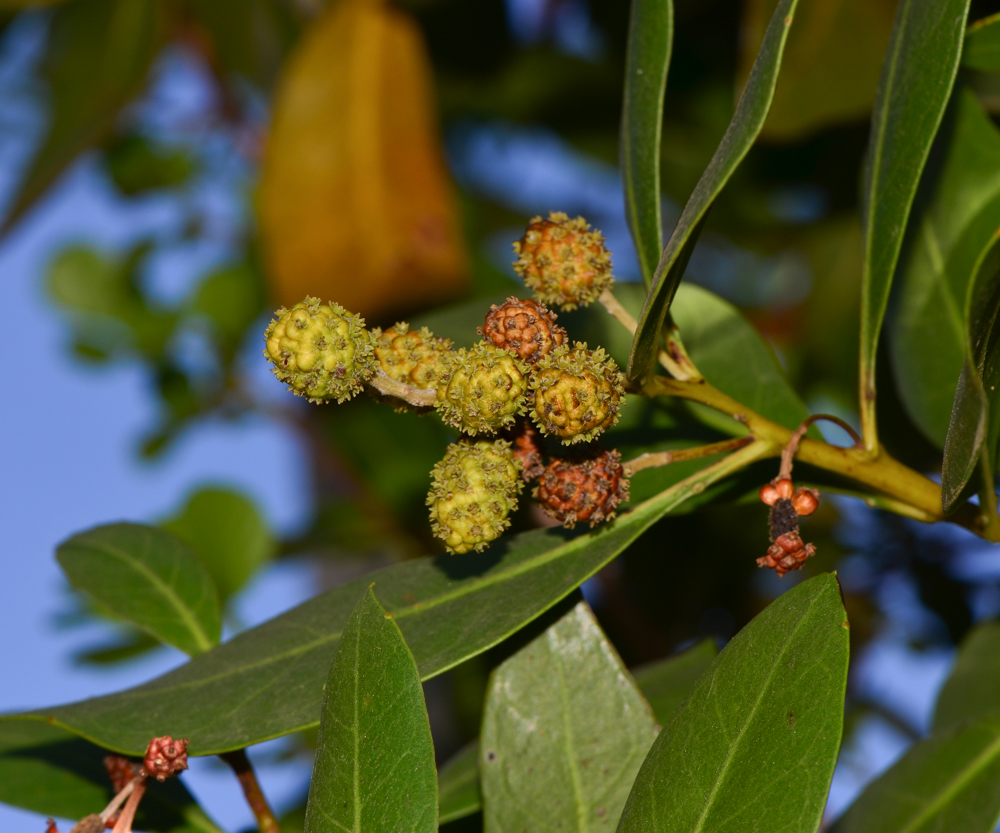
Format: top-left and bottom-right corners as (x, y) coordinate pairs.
(624, 436), (755, 475)
(221, 750), (282, 833)
(778, 414), (863, 481)
(109, 780), (147, 833)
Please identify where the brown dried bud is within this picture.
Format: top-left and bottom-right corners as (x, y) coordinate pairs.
(758, 483), (780, 506)
(757, 531), (816, 577)
(66, 816), (103, 833)
(143, 736), (189, 782)
(479, 297), (567, 363)
(505, 420), (545, 481)
(534, 449), (629, 528)
(791, 487), (820, 516)
(104, 755), (142, 793)
(773, 478), (794, 499)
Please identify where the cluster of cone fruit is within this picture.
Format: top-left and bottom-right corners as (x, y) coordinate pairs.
(264, 213), (628, 553)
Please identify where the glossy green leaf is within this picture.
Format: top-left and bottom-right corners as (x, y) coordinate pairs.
(434, 638), (719, 825)
(631, 638), (717, 725)
(438, 740), (481, 825)
(626, 0), (800, 381)
(481, 601), (658, 832)
(858, 0), (970, 447)
(941, 233), (1000, 510)
(617, 574), (849, 833)
(620, 0), (672, 286)
(964, 13), (1000, 73)
(161, 488), (276, 601)
(0, 720), (221, 832)
(935, 622), (1000, 731)
(890, 88), (1000, 448)
(14, 445), (763, 756)
(1, 0), (167, 234)
(831, 711), (1000, 833)
(304, 586), (436, 833)
(57, 523), (222, 657)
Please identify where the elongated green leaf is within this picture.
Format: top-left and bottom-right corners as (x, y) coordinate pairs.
(0, 721), (221, 832)
(304, 586), (436, 833)
(858, 0), (970, 449)
(435, 638), (719, 825)
(57, 523), (221, 657)
(935, 622), (1000, 731)
(438, 740), (481, 825)
(831, 711), (1000, 833)
(620, 0), (672, 286)
(941, 233), (1000, 510)
(617, 574), (848, 833)
(481, 601), (658, 832)
(161, 488), (276, 601)
(626, 0), (800, 381)
(2, 0), (166, 234)
(631, 638), (717, 725)
(964, 13), (1000, 72)
(12, 444), (764, 756)
(890, 88), (1000, 449)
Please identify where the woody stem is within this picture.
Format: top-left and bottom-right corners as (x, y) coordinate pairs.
(221, 750), (282, 833)
(624, 436), (755, 475)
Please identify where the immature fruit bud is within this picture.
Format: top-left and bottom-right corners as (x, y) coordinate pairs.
(370, 322), (454, 389)
(534, 449), (629, 528)
(529, 343), (624, 443)
(512, 212), (613, 310)
(264, 297), (375, 403)
(479, 296), (566, 363)
(436, 343), (528, 435)
(791, 487), (820, 516)
(143, 735), (189, 782)
(427, 440), (523, 553)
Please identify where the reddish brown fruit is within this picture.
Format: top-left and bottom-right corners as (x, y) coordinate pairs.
(506, 421), (545, 481)
(143, 736), (189, 782)
(791, 487), (820, 516)
(757, 531), (816, 577)
(773, 478), (794, 499)
(479, 297), (567, 363)
(534, 449), (629, 528)
(758, 483), (780, 506)
(104, 755), (142, 792)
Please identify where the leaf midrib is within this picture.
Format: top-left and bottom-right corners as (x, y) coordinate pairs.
(75, 541), (213, 655)
(688, 591), (820, 833)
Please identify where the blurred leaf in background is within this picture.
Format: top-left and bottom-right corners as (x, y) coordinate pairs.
(260, 0), (469, 321)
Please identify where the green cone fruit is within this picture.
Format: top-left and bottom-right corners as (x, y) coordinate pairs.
(371, 322), (455, 389)
(436, 343), (528, 434)
(264, 297), (376, 403)
(427, 440), (523, 554)
(529, 342), (624, 443)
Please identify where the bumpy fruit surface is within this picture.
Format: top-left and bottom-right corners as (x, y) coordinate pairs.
(529, 343), (624, 443)
(479, 296), (566, 363)
(370, 322), (454, 389)
(512, 212), (613, 310)
(264, 297), (375, 403)
(534, 449), (629, 528)
(505, 420), (545, 481)
(427, 440), (523, 553)
(436, 343), (528, 434)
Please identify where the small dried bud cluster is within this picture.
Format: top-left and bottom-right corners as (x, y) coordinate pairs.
(263, 212), (634, 553)
(143, 735), (189, 782)
(513, 212), (613, 310)
(479, 297), (566, 363)
(757, 478), (820, 576)
(534, 449), (629, 528)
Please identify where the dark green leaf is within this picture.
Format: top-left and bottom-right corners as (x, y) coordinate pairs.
(104, 134), (196, 195)
(934, 621), (1000, 731)
(304, 586), (436, 833)
(2, 0), (167, 233)
(941, 233), (1000, 510)
(15, 445), (764, 756)
(631, 638), (717, 725)
(964, 13), (1000, 73)
(617, 574), (849, 833)
(626, 0), (800, 381)
(0, 720), (222, 832)
(57, 523), (222, 656)
(434, 638), (722, 824)
(831, 711), (1000, 833)
(481, 601), (657, 832)
(859, 0), (970, 447)
(438, 741), (481, 825)
(890, 88), (1000, 448)
(161, 488), (276, 601)
(620, 0), (673, 286)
